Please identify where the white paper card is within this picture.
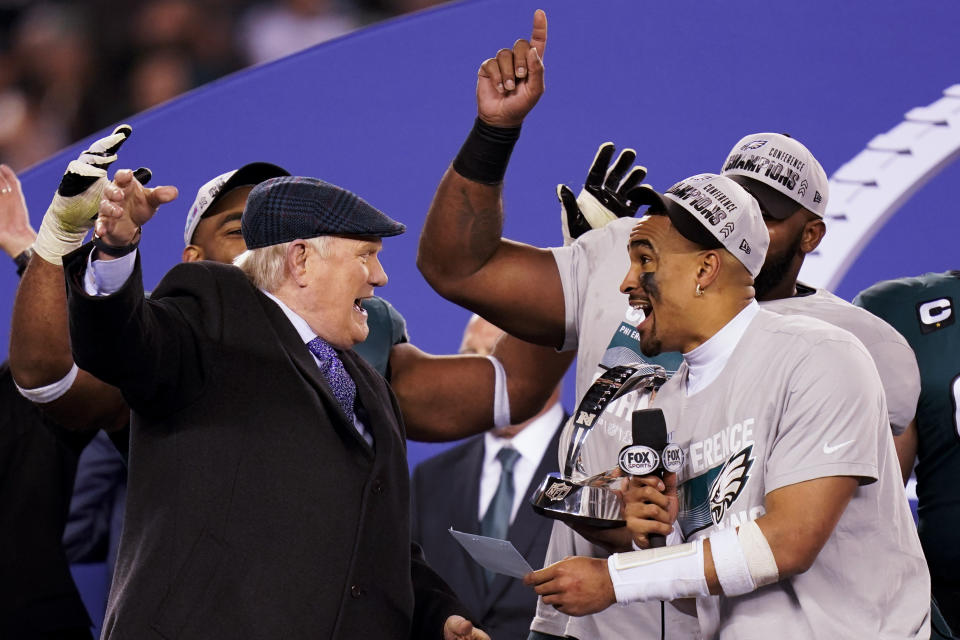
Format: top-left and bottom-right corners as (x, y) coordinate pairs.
(448, 528), (534, 579)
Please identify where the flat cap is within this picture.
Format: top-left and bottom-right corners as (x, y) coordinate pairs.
(241, 176), (405, 249)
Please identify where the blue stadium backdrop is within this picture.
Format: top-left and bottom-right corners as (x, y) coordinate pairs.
(3, 0), (959, 473)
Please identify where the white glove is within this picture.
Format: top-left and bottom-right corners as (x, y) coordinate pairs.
(34, 125), (133, 264)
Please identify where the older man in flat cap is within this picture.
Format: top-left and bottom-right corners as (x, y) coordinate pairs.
(62, 170), (488, 640)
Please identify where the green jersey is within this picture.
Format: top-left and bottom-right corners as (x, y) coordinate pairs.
(354, 296), (408, 379)
(854, 271), (960, 584)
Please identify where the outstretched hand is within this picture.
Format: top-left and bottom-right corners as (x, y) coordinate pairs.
(95, 169), (178, 247)
(443, 615), (491, 640)
(0, 164), (36, 258)
(476, 9), (547, 128)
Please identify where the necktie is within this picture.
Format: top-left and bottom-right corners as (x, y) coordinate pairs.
(306, 336), (356, 423)
(480, 447), (521, 585)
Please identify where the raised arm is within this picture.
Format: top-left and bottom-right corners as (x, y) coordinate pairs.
(63, 168), (187, 416)
(417, 10), (567, 348)
(4, 147), (135, 430)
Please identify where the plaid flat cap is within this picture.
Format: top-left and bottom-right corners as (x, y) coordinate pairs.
(241, 176), (405, 249)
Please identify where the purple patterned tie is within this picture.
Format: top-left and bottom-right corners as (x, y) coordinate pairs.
(306, 336), (356, 422)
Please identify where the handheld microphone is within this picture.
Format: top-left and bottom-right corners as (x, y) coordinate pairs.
(618, 408), (671, 548)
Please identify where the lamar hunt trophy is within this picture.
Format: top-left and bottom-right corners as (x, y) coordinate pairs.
(530, 363), (679, 528)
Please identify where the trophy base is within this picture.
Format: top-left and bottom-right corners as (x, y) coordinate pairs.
(529, 473), (626, 529)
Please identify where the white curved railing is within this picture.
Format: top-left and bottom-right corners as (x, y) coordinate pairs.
(799, 84), (960, 290)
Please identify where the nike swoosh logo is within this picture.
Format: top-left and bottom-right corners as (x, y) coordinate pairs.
(823, 439), (856, 454)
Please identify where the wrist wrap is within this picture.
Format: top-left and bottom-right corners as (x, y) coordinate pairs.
(453, 118), (521, 185)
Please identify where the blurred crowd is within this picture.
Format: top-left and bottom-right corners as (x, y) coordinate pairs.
(0, 0), (446, 171)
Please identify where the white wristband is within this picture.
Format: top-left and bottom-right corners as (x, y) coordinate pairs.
(16, 362), (79, 403)
(486, 355), (511, 429)
(709, 526), (755, 596)
(608, 540), (710, 603)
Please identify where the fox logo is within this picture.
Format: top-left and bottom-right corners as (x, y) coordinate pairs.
(709, 445), (755, 525)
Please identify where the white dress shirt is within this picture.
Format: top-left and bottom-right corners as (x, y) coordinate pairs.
(478, 401), (564, 525)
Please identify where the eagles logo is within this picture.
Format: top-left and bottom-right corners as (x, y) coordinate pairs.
(708, 445), (755, 525)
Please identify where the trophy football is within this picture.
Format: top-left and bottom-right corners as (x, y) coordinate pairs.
(529, 363), (677, 528)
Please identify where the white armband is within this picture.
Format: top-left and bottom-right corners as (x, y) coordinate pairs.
(709, 520), (780, 596)
(486, 355), (511, 429)
(607, 539), (710, 603)
(15, 362), (79, 403)
(738, 519), (780, 588)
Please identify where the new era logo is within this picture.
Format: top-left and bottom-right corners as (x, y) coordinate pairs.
(719, 222), (735, 238)
(813, 191), (822, 204)
(739, 239), (751, 254)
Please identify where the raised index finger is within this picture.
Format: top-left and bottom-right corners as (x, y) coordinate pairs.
(530, 9), (547, 59)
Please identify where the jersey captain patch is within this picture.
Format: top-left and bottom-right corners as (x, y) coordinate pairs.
(917, 296), (954, 334)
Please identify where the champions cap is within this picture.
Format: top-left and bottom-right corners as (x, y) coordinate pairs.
(183, 162), (290, 246)
(721, 133), (829, 219)
(241, 176), (405, 249)
(634, 173), (768, 278)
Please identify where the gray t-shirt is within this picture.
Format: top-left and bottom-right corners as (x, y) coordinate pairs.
(658, 309), (928, 639)
(760, 284), (920, 435)
(537, 218), (698, 639)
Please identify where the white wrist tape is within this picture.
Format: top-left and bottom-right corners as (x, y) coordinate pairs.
(33, 213), (90, 265)
(607, 539), (710, 603)
(15, 362), (79, 403)
(709, 526), (755, 596)
(738, 519), (780, 588)
(486, 355), (511, 429)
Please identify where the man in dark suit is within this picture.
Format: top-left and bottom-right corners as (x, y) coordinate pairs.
(412, 315), (565, 640)
(63, 170), (487, 639)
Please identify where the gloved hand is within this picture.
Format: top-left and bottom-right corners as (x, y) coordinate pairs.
(558, 142), (647, 245)
(33, 125), (147, 264)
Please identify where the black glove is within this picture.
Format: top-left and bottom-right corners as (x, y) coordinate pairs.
(558, 142), (647, 245)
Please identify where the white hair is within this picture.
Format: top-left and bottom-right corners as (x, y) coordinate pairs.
(234, 235), (332, 292)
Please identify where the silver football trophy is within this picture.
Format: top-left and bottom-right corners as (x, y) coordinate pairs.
(530, 363), (675, 528)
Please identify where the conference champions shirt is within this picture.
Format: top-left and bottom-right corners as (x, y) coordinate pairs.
(535, 217), (697, 639)
(657, 309), (929, 639)
(760, 284), (920, 435)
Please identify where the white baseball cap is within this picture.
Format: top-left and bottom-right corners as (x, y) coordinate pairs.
(721, 132), (829, 218)
(634, 173), (768, 278)
(183, 162), (290, 246)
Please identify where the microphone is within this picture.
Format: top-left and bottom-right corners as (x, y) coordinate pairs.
(618, 408), (670, 548)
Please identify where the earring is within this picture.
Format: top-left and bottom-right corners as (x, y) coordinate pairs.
(695, 283), (704, 297)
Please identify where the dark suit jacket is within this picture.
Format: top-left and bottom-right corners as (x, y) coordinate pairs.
(64, 246), (466, 640)
(410, 416), (565, 640)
